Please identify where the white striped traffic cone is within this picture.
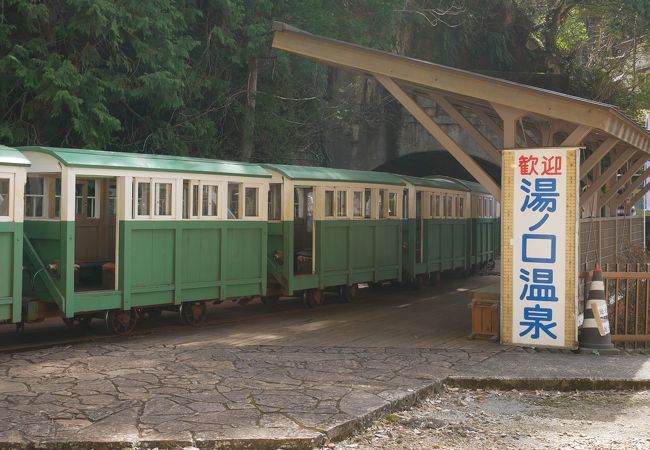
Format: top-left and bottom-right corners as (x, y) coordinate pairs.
(579, 264), (618, 354)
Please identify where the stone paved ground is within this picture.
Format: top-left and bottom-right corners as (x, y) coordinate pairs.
(1, 274), (649, 449)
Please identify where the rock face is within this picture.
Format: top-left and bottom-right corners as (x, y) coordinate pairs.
(321, 70), (499, 175)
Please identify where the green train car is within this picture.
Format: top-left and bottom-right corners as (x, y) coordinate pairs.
(0, 145), (500, 335)
(401, 175), (470, 285)
(263, 165), (406, 306)
(0, 146), (29, 324)
(19, 147), (271, 333)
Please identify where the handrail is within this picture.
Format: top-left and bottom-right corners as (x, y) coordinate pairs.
(22, 236), (65, 311)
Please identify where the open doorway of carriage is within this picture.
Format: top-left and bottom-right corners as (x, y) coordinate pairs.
(74, 177), (117, 292)
(293, 186), (314, 275)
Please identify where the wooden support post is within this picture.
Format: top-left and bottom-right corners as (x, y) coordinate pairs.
(598, 157), (648, 209)
(580, 148), (636, 207)
(430, 93), (501, 165)
(376, 75), (501, 199)
(492, 104), (526, 148)
(580, 138), (619, 180)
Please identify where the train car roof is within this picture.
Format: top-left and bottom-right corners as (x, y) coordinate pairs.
(18, 146), (271, 178)
(426, 175), (490, 194)
(398, 174), (469, 191)
(264, 164), (405, 186)
(0, 145), (31, 167)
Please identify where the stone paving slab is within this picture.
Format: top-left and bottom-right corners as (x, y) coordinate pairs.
(1, 338), (649, 450)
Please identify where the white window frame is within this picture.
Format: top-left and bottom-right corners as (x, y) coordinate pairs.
(25, 175), (48, 219)
(133, 177), (176, 220)
(336, 189), (348, 218)
(0, 173), (13, 222)
(352, 190), (364, 218)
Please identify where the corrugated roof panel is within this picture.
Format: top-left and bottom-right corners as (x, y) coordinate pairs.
(0, 145), (31, 167)
(264, 164), (406, 186)
(399, 174), (470, 190)
(18, 146), (271, 178)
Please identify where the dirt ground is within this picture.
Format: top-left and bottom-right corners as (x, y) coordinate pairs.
(326, 388), (650, 450)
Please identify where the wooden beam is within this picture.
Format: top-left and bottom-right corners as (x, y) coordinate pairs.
(430, 93), (501, 165)
(580, 138), (619, 180)
(376, 75), (501, 199)
(612, 166), (650, 208)
(629, 182), (650, 210)
(271, 22), (650, 153)
(472, 110), (503, 145)
(562, 125), (592, 146)
(598, 157), (648, 208)
(580, 148), (636, 207)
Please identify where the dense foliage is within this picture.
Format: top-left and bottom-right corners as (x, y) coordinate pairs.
(0, 0), (647, 163)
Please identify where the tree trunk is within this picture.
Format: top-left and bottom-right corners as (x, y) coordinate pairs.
(240, 58), (258, 162)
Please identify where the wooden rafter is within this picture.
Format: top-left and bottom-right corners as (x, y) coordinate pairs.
(430, 93), (501, 165)
(375, 75), (500, 199)
(598, 157), (648, 209)
(580, 138), (619, 180)
(580, 148), (637, 207)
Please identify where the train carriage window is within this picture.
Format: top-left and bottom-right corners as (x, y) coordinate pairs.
(402, 190), (409, 219)
(182, 181), (190, 219)
(447, 196), (453, 218)
(25, 177), (44, 218)
(108, 183), (116, 217)
(0, 178), (9, 217)
(459, 197), (465, 218)
(435, 194), (441, 217)
(87, 180), (97, 218)
(337, 190), (347, 217)
(268, 183), (282, 220)
(455, 197), (460, 219)
(54, 178), (61, 218)
(228, 183), (240, 219)
(364, 189), (372, 218)
(378, 189), (386, 218)
(324, 190), (334, 217)
(245, 187), (258, 217)
(202, 184), (218, 217)
(155, 182), (173, 216)
(136, 181), (151, 216)
(353, 191), (363, 217)
(388, 192), (398, 217)
(192, 184), (199, 217)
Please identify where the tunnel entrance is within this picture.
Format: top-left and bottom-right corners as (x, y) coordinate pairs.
(374, 151), (501, 183)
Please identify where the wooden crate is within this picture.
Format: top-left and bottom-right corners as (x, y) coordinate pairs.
(468, 283), (500, 340)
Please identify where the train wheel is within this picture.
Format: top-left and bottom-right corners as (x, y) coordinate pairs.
(105, 310), (137, 336)
(305, 289), (324, 308)
(341, 284), (359, 303)
(179, 301), (207, 326)
(261, 296), (280, 307)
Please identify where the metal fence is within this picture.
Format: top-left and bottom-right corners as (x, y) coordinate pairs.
(580, 264), (650, 349)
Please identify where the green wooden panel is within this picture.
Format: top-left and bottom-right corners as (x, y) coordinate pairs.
(375, 223), (400, 267)
(226, 227), (264, 280)
(131, 228), (175, 288)
(350, 225), (374, 270)
(321, 224), (348, 272)
(182, 228), (221, 283)
(0, 232), (12, 298)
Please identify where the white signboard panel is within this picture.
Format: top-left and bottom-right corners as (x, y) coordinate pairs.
(501, 147), (579, 349)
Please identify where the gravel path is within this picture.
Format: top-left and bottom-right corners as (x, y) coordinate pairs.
(328, 388), (650, 450)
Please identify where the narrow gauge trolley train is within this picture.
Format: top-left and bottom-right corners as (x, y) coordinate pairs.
(0, 145), (499, 335)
